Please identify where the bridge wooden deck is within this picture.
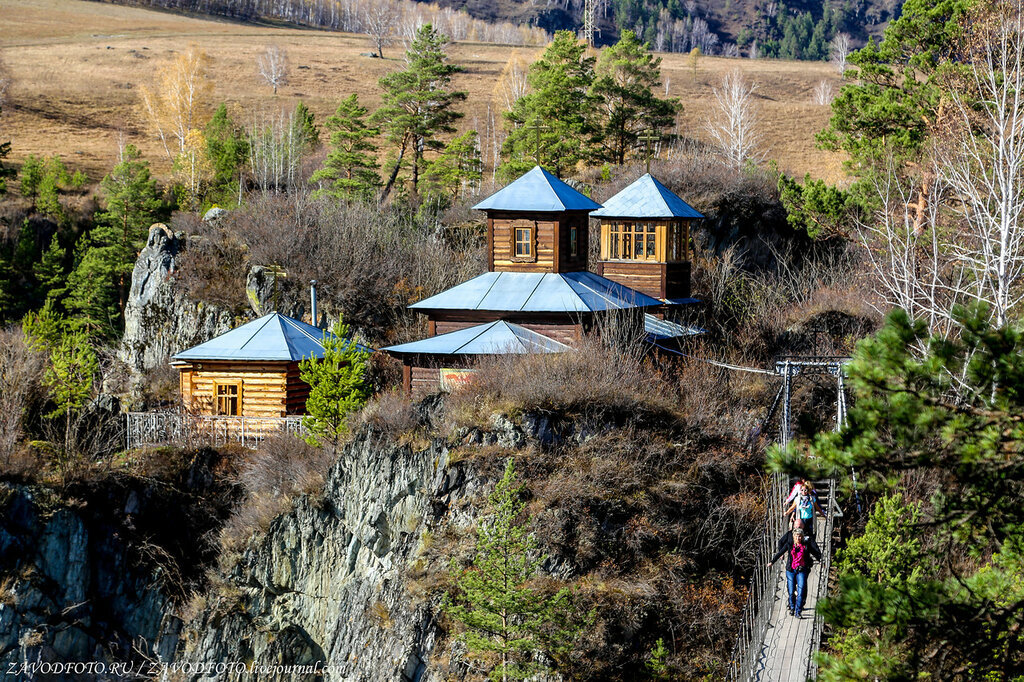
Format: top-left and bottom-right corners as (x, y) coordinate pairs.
(750, 518), (826, 682)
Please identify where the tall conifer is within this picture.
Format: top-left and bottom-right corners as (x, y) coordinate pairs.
(311, 94), (380, 202)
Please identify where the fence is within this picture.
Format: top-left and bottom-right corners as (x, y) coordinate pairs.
(727, 470), (790, 681)
(125, 412), (306, 450)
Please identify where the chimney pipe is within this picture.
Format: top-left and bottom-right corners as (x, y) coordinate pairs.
(310, 280), (318, 328)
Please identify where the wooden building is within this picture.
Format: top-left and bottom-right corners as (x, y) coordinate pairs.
(385, 166), (684, 396)
(593, 173), (705, 301)
(172, 313), (337, 417)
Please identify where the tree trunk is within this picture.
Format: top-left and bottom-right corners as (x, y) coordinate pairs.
(379, 137), (408, 202)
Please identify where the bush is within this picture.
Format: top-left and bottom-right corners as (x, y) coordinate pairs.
(219, 435), (332, 553)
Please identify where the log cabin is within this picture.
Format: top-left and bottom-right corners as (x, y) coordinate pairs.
(172, 312), (338, 418)
(384, 166), (702, 396)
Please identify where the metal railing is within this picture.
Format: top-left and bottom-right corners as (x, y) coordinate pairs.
(125, 412), (306, 450)
(727, 470), (789, 681)
(806, 478), (838, 680)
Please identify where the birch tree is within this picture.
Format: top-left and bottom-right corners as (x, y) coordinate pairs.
(257, 45), (288, 94)
(830, 32), (852, 74)
(362, 1), (398, 59)
(140, 45), (213, 161)
(705, 69), (764, 170)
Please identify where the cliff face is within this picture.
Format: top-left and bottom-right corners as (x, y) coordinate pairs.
(176, 430), (485, 682)
(119, 225), (236, 401)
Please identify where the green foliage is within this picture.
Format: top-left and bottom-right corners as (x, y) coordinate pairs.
(299, 318), (370, 449)
(445, 458), (583, 681)
(777, 172), (864, 238)
(204, 103), (249, 205)
(645, 637), (669, 679)
(42, 326), (97, 460)
(64, 145), (162, 336)
(501, 31), (597, 179)
(22, 301), (66, 353)
(33, 234), (66, 306)
(422, 129), (482, 203)
(817, 0), (970, 180)
(293, 101), (320, 153)
(311, 94), (380, 202)
(771, 304), (1024, 678)
(591, 31), (680, 165)
(20, 154), (44, 198)
(373, 24), (467, 198)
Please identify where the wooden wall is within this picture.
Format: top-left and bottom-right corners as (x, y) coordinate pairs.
(430, 312), (586, 346)
(596, 261), (691, 299)
(177, 361), (308, 417)
(487, 211), (591, 273)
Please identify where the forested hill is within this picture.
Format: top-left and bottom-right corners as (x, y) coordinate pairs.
(96, 0), (899, 58)
(420, 0), (901, 56)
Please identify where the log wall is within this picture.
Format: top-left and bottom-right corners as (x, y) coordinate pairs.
(178, 361), (308, 417)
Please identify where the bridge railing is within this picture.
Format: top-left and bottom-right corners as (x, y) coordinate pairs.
(805, 477), (838, 680)
(728, 471), (789, 682)
(125, 412), (306, 450)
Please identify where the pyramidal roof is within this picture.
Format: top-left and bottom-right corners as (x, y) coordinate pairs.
(173, 313), (355, 362)
(591, 173), (704, 219)
(409, 271), (662, 313)
(473, 166), (602, 212)
(384, 320), (570, 356)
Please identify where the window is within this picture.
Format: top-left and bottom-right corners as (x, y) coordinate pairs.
(605, 221), (662, 261)
(513, 222), (534, 260)
(570, 225), (578, 257)
(215, 382), (241, 416)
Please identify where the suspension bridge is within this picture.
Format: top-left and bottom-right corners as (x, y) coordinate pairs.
(726, 357), (851, 682)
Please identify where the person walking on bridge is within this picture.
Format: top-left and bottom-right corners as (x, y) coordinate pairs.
(767, 527), (821, 619)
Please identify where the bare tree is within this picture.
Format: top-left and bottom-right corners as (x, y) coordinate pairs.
(0, 330), (45, 465)
(363, 1), (399, 59)
(705, 69), (764, 170)
(493, 52), (530, 111)
(830, 32), (852, 74)
(748, 38), (759, 59)
(248, 108), (304, 195)
(812, 79), (835, 105)
(257, 45), (289, 95)
(0, 54), (11, 111)
(938, 1), (1024, 328)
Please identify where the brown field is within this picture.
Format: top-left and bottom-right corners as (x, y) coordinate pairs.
(0, 0), (847, 184)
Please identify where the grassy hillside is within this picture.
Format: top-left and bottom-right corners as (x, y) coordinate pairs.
(0, 0), (846, 183)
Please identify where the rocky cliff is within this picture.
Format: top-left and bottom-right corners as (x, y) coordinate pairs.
(174, 429), (484, 682)
(119, 225), (236, 402)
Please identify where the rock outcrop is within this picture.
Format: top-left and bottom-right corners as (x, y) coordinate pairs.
(175, 430), (486, 682)
(119, 225), (236, 402)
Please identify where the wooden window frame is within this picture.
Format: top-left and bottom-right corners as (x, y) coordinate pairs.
(214, 380), (242, 416)
(511, 220), (536, 262)
(569, 224), (578, 258)
(603, 220), (666, 262)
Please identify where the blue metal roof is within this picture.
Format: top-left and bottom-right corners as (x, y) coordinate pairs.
(591, 174), (704, 219)
(473, 166), (602, 212)
(383, 320), (570, 356)
(409, 271), (663, 313)
(644, 314), (705, 341)
(172, 313), (370, 362)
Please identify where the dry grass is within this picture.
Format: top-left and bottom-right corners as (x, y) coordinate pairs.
(1, 0), (845, 184)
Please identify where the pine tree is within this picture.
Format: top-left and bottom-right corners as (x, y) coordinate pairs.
(422, 129), (482, 202)
(501, 31), (598, 179)
(311, 94), (380, 202)
(293, 101), (321, 153)
(42, 327), (96, 467)
(445, 458), (583, 681)
(373, 23), (467, 200)
(205, 103), (249, 205)
(33, 233), (66, 306)
(299, 318), (369, 451)
(591, 30), (680, 165)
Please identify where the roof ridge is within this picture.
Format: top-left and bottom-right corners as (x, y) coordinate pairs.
(237, 313), (278, 350)
(452, 319), (501, 353)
